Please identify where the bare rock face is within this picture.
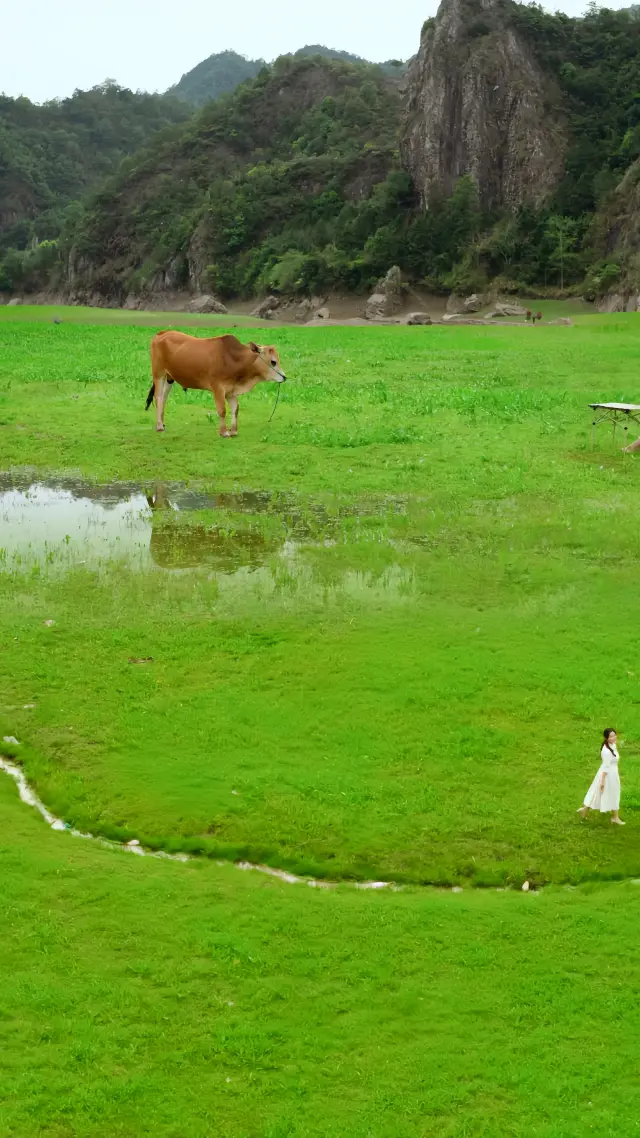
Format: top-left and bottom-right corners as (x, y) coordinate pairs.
(187, 294), (228, 314)
(403, 0), (567, 209)
(365, 266), (406, 320)
(598, 294), (625, 313)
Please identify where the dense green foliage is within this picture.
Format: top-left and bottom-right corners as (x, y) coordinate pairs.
(469, 2), (640, 292)
(0, 82), (190, 257)
(512, 2), (640, 217)
(169, 46), (407, 108)
(168, 49), (265, 107)
(61, 57), (407, 301)
(293, 45), (407, 78)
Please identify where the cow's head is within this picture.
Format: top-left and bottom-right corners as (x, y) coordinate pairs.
(249, 342), (286, 383)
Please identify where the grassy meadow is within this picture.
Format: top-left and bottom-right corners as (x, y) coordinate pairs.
(2, 774), (639, 1138)
(1, 305), (640, 1135)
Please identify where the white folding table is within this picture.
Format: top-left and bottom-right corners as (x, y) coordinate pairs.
(589, 402), (640, 450)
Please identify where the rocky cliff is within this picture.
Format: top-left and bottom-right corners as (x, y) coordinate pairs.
(402, 0), (567, 210)
(593, 160), (640, 311)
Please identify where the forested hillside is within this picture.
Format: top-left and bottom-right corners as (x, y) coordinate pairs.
(0, 83), (190, 258)
(169, 46), (407, 107)
(61, 56), (410, 304)
(168, 51), (265, 107)
(4, 4), (640, 304)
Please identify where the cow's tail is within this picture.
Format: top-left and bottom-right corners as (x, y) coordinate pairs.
(145, 384), (155, 411)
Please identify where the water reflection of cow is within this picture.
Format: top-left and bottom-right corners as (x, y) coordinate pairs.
(146, 484), (281, 572)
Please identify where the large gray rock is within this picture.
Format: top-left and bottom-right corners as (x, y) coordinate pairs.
(462, 293), (483, 313)
(405, 312), (432, 325)
(446, 292), (485, 315)
(294, 297), (328, 322)
(402, 0), (568, 210)
(187, 294), (228, 314)
(365, 292), (387, 320)
(251, 295), (280, 319)
(7, 297), (22, 306)
(446, 293), (465, 315)
(486, 301), (527, 318)
(365, 266), (406, 320)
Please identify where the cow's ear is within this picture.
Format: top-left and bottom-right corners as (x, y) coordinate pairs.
(249, 341), (259, 353)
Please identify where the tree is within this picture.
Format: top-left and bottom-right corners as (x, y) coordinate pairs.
(544, 215), (581, 288)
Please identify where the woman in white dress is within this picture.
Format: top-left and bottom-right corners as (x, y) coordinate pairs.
(578, 728), (625, 824)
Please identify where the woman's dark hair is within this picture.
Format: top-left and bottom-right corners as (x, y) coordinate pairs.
(603, 728), (616, 754)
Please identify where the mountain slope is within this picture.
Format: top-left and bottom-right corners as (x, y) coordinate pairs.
(64, 56), (405, 304)
(168, 51), (265, 107)
(0, 83), (191, 252)
(6, 4), (640, 303)
(168, 45), (407, 108)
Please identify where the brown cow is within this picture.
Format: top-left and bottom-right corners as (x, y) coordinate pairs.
(145, 331), (286, 436)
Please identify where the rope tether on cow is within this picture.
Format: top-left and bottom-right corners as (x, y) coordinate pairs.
(267, 382), (282, 424)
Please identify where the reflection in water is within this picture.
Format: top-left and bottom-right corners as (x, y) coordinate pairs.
(150, 522), (278, 572)
(146, 483), (281, 571)
(0, 481), (150, 567)
(0, 473), (418, 601)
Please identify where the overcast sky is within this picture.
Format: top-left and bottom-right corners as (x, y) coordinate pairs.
(3, 0), (634, 104)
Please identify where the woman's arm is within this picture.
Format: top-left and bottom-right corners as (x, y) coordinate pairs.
(600, 747), (609, 790)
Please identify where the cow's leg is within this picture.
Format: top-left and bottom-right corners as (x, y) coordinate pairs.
(212, 386), (231, 437)
(152, 376), (171, 432)
(150, 338), (171, 432)
(227, 394), (239, 436)
(158, 379), (174, 431)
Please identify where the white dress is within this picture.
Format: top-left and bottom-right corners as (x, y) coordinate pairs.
(583, 744), (621, 812)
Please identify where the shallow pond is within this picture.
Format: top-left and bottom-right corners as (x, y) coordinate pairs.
(0, 473), (423, 601)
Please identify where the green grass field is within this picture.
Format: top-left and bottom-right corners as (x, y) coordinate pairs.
(2, 776), (639, 1138)
(1, 307), (640, 1135)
